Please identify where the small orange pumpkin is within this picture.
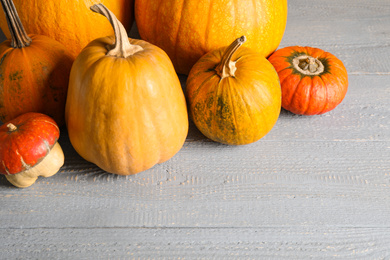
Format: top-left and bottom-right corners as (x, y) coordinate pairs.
(0, 0), (73, 126)
(268, 46), (348, 115)
(135, 0), (287, 74)
(186, 36), (281, 145)
(65, 4), (188, 175)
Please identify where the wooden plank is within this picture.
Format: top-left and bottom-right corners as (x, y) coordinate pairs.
(1, 227), (389, 259)
(284, 0), (390, 45)
(281, 0), (390, 75)
(0, 138), (389, 229)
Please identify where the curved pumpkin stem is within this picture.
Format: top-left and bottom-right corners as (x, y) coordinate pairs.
(216, 36), (246, 79)
(90, 4), (142, 58)
(0, 0), (32, 48)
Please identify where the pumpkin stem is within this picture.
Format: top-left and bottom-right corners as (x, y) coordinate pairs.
(7, 123), (17, 132)
(0, 0), (32, 48)
(216, 36), (246, 79)
(293, 55), (325, 76)
(90, 4), (143, 58)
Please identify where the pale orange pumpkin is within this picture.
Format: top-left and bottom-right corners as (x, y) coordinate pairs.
(186, 36), (281, 145)
(135, 0), (288, 74)
(0, 0), (73, 126)
(0, 0), (134, 58)
(65, 4), (188, 175)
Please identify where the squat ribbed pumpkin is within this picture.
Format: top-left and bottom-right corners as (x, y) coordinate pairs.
(65, 4), (188, 175)
(186, 36), (281, 145)
(135, 0), (287, 74)
(268, 46), (348, 115)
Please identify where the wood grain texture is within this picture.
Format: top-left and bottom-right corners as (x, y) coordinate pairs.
(0, 0), (389, 258)
(1, 227), (390, 259)
(1, 135), (389, 229)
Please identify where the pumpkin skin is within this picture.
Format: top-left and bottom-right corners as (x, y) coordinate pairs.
(0, 0), (134, 58)
(65, 4), (188, 175)
(0, 112), (64, 188)
(135, 0), (288, 75)
(186, 36), (281, 145)
(268, 46), (348, 115)
(0, 0), (73, 126)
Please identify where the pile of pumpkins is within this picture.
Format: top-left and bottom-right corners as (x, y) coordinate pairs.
(0, 0), (348, 187)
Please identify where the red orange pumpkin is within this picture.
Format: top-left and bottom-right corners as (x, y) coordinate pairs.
(268, 46), (348, 115)
(0, 112), (64, 188)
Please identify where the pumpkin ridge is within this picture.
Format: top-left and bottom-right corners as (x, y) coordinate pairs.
(233, 77), (251, 130)
(317, 75), (329, 115)
(252, 79), (275, 133)
(287, 76), (304, 113)
(226, 78), (240, 143)
(211, 78), (224, 137)
(302, 78), (313, 115)
(237, 78), (262, 143)
(190, 73), (218, 103)
(317, 74), (329, 114)
(173, 0), (188, 72)
(203, 0), (213, 52)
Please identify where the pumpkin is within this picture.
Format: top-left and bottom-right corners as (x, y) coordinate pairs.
(65, 4), (188, 175)
(268, 46), (348, 115)
(0, 112), (64, 188)
(186, 36), (281, 145)
(0, 0), (134, 59)
(135, 0), (288, 75)
(0, 0), (73, 126)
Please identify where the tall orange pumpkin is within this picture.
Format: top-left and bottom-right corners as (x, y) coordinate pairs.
(135, 0), (287, 74)
(65, 4), (188, 175)
(0, 0), (134, 58)
(0, 0), (73, 126)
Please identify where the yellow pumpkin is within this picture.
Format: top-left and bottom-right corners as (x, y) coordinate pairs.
(135, 0), (288, 74)
(186, 36), (281, 145)
(65, 4), (188, 175)
(0, 0), (134, 58)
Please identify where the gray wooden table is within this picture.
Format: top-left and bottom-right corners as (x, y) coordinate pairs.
(1, 0), (390, 259)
